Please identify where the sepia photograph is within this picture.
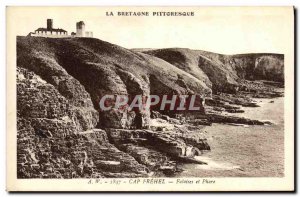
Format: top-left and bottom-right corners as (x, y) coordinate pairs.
(6, 6), (294, 191)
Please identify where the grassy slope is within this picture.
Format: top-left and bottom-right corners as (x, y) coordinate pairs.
(17, 36), (212, 129)
(18, 37), (212, 97)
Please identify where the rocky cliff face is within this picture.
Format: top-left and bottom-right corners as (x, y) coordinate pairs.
(141, 48), (284, 93)
(17, 36), (284, 178)
(17, 37), (212, 178)
(18, 37), (212, 129)
(17, 67), (149, 178)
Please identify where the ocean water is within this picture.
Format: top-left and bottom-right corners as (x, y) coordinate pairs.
(177, 97), (284, 177)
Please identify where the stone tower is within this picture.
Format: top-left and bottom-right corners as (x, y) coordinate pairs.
(47, 19), (53, 30)
(76, 21), (85, 37)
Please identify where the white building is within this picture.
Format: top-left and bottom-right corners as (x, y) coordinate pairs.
(28, 19), (93, 38)
(85, 31), (93, 37)
(74, 21), (93, 38)
(76, 21), (85, 37)
(28, 19), (68, 38)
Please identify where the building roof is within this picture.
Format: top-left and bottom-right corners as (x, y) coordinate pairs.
(35, 27), (67, 32)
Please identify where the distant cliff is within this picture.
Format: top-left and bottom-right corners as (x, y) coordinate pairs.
(140, 48), (284, 93)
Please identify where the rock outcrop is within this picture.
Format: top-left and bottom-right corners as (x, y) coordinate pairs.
(17, 36), (212, 178)
(17, 68), (148, 178)
(18, 37), (211, 129)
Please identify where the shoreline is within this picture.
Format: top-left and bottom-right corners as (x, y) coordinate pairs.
(175, 97), (284, 177)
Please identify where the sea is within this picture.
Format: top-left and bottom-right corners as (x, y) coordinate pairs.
(177, 97), (284, 177)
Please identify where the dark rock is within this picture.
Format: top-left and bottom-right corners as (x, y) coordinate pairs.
(151, 111), (162, 119)
(207, 113), (268, 125)
(105, 128), (210, 162)
(169, 118), (181, 125)
(225, 109), (245, 113)
(156, 127), (166, 132)
(161, 115), (170, 121)
(187, 119), (212, 126)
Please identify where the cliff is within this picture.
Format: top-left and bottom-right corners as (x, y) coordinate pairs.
(16, 36), (283, 178)
(17, 36), (211, 178)
(140, 48), (284, 93)
(17, 37), (212, 129)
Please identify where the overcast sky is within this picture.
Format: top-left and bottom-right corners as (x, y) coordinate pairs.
(7, 6), (293, 54)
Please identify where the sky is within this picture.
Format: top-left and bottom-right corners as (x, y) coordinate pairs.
(7, 6), (293, 54)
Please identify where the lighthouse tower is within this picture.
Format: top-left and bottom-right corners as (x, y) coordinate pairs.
(47, 19), (53, 30)
(76, 21), (85, 37)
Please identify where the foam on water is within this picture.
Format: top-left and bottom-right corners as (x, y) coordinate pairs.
(194, 156), (240, 171)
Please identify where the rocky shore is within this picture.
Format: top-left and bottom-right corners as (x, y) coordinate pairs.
(16, 36), (284, 178)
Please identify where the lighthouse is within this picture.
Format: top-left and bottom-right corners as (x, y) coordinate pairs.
(76, 21), (85, 37)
